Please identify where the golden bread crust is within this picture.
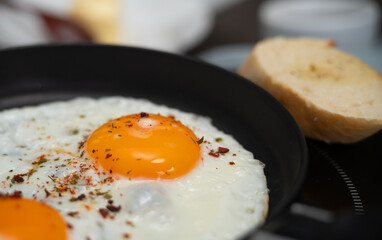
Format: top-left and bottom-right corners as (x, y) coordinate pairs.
(238, 37), (382, 143)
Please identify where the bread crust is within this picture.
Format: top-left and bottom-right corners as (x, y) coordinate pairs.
(238, 37), (382, 143)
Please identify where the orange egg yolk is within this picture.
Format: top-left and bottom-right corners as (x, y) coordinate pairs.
(85, 113), (201, 179)
(0, 197), (67, 240)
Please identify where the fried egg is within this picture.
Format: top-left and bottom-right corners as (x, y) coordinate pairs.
(0, 97), (268, 240)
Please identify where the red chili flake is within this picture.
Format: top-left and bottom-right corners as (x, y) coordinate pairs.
(70, 194), (86, 202)
(92, 149), (96, 153)
(108, 199), (114, 204)
(0, 191), (22, 199)
(67, 211), (79, 217)
(13, 175), (24, 183)
(217, 147), (229, 154)
(78, 140), (86, 150)
(67, 223), (73, 229)
(11, 191), (23, 198)
(126, 221), (135, 227)
(106, 204), (121, 212)
(44, 188), (51, 197)
(99, 208), (109, 218)
(140, 112), (149, 118)
(9, 170), (13, 172)
(229, 161), (236, 165)
(208, 151), (219, 158)
(105, 153), (112, 159)
(232, 153), (237, 156)
(123, 233), (131, 239)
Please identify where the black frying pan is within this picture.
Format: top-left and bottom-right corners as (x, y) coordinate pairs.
(0, 44), (308, 239)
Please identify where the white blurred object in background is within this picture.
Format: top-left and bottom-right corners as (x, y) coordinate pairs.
(258, 0), (380, 50)
(0, 4), (51, 47)
(0, 0), (244, 53)
(121, 0), (212, 53)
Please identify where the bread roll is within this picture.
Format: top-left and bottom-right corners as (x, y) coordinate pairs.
(238, 37), (382, 143)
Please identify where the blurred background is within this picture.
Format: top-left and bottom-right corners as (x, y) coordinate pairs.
(1, 1), (382, 239)
(0, 0), (381, 71)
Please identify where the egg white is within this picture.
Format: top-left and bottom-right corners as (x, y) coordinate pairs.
(0, 97), (268, 240)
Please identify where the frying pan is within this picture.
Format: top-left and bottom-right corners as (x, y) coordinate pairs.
(0, 44), (308, 239)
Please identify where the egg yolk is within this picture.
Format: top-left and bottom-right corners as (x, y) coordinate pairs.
(0, 197), (67, 240)
(85, 113), (201, 179)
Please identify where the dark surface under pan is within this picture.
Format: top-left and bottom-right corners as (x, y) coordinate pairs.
(0, 44), (308, 238)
